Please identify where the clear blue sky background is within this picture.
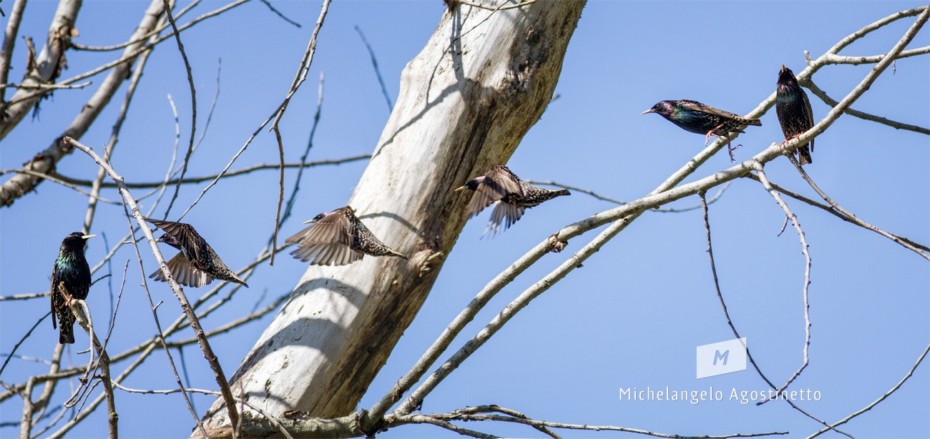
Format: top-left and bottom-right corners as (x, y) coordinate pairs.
(1, 1), (928, 438)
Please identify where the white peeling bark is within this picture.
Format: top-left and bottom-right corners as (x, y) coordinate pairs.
(199, 1), (585, 436)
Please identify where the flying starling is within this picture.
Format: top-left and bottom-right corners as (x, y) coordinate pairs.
(285, 206), (407, 266)
(456, 165), (570, 235)
(643, 99), (761, 160)
(144, 217), (248, 288)
(776, 65), (815, 165)
(51, 232), (94, 344)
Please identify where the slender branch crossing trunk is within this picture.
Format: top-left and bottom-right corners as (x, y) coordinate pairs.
(199, 2), (585, 436)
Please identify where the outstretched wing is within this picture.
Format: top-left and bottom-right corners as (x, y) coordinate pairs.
(464, 165), (522, 218)
(149, 253), (213, 288)
(144, 217), (208, 262)
(286, 209), (361, 265)
(485, 201), (526, 237)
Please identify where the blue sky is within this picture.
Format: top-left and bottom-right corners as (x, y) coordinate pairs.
(1, 1), (928, 437)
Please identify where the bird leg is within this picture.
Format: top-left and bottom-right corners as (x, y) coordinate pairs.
(704, 130), (715, 145)
(722, 137), (740, 162)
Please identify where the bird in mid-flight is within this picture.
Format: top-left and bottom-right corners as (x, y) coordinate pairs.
(51, 232), (94, 344)
(643, 99), (761, 160)
(457, 165), (570, 235)
(285, 206), (407, 266)
(144, 217), (248, 288)
(775, 65), (815, 165)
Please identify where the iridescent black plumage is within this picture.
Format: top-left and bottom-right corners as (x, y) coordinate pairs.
(144, 217), (248, 288)
(51, 232), (94, 344)
(457, 165), (570, 235)
(776, 65), (814, 165)
(643, 99), (761, 160)
(285, 206), (407, 266)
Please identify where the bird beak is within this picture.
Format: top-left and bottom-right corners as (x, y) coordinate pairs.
(780, 64), (787, 72)
(81, 234), (96, 240)
(454, 185), (466, 192)
(641, 108), (655, 115)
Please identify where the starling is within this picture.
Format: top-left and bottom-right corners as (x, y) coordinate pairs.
(144, 217), (248, 288)
(643, 99), (761, 160)
(285, 206), (407, 266)
(51, 232), (94, 344)
(456, 165), (570, 235)
(776, 65), (814, 165)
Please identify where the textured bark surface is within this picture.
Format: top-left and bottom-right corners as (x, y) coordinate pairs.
(198, 1), (585, 435)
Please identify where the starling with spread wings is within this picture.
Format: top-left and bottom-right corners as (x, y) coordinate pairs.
(285, 206), (407, 266)
(457, 165), (570, 235)
(145, 217), (248, 288)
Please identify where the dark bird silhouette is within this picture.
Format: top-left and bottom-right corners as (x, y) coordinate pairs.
(643, 99), (761, 160)
(51, 232), (94, 344)
(456, 165), (570, 235)
(285, 206), (407, 266)
(144, 217), (248, 288)
(776, 65), (815, 165)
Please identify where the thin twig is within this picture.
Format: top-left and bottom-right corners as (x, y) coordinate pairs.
(268, 73), (325, 249)
(259, 0), (301, 28)
(354, 25), (393, 111)
(752, 165), (813, 405)
(803, 78), (929, 135)
(161, 0), (200, 221)
(807, 342), (930, 438)
(47, 155), (370, 188)
(699, 192), (848, 437)
(266, 0), (332, 265)
(0, 313), (50, 378)
(786, 156), (930, 261)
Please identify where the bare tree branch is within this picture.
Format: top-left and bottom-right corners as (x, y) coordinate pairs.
(0, 0), (79, 139)
(0, 0), (166, 207)
(64, 136), (237, 437)
(802, 78), (930, 135)
(0, 0), (28, 104)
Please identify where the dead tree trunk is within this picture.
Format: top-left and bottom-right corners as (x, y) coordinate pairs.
(198, 1), (585, 436)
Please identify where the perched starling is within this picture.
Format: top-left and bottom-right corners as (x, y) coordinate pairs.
(776, 65), (814, 165)
(456, 165), (570, 235)
(285, 206), (407, 266)
(643, 99), (761, 160)
(144, 217), (248, 288)
(51, 232), (94, 344)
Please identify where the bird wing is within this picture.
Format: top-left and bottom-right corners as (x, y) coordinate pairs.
(679, 100), (744, 121)
(50, 266), (59, 330)
(800, 90), (815, 152)
(285, 210), (352, 246)
(149, 253), (213, 288)
(286, 209), (360, 265)
(144, 218), (207, 262)
(465, 166), (523, 218)
(289, 242), (363, 265)
(485, 201), (526, 236)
